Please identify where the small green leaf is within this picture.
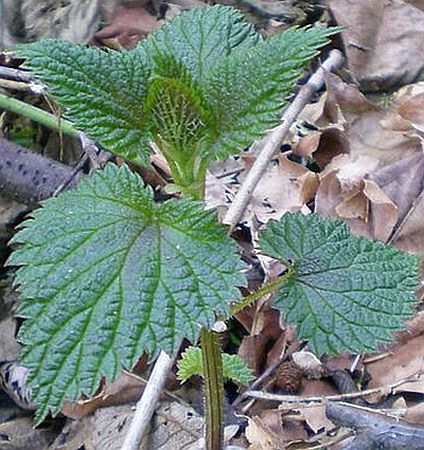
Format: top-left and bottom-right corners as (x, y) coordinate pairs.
(203, 27), (340, 160)
(222, 352), (255, 386)
(143, 75), (209, 161)
(16, 40), (152, 164)
(259, 213), (419, 356)
(177, 347), (254, 385)
(8, 164), (246, 423)
(177, 347), (203, 383)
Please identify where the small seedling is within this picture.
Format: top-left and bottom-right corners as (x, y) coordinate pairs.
(8, 6), (418, 450)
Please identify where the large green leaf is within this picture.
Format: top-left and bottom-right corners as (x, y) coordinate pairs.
(203, 27), (339, 160)
(8, 164), (245, 423)
(16, 40), (152, 164)
(16, 8), (338, 168)
(259, 213), (419, 356)
(136, 5), (259, 84)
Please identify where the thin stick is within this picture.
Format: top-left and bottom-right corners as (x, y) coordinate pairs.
(223, 49), (344, 231)
(0, 66), (34, 83)
(244, 372), (422, 404)
(121, 351), (174, 450)
(0, 78), (31, 91)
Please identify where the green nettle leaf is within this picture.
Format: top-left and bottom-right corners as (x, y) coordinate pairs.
(259, 213), (419, 356)
(203, 27), (339, 160)
(177, 346), (254, 385)
(17, 41), (152, 165)
(136, 5), (259, 84)
(8, 164), (246, 423)
(16, 5), (338, 168)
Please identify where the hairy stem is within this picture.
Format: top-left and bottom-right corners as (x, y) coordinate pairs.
(0, 91), (79, 139)
(187, 164), (224, 450)
(200, 329), (224, 450)
(230, 269), (293, 316)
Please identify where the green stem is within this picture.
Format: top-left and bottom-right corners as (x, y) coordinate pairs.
(174, 157), (223, 450)
(0, 91), (79, 139)
(230, 268), (294, 316)
(200, 329), (224, 450)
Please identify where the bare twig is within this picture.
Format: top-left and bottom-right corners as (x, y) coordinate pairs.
(0, 78), (31, 91)
(121, 351), (175, 450)
(327, 401), (424, 450)
(0, 66), (34, 83)
(244, 372), (422, 405)
(223, 49), (344, 231)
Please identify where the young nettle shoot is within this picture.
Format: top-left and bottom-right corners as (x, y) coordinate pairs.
(8, 5), (418, 450)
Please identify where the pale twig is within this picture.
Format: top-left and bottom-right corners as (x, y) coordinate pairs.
(0, 78), (31, 91)
(0, 66), (33, 83)
(223, 49), (344, 231)
(244, 372), (422, 404)
(121, 351), (174, 450)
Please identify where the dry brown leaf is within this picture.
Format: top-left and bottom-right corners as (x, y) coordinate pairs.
(397, 82), (424, 134)
(238, 310), (283, 375)
(54, 399), (205, 450)
(392, 190), (424, 253)
(366, 334), (424, 394)
(61, 370), (146, 419)
(292, 351), (323, 378)
(238, 334), (271, 376)
(404, 402), (424, 425)
(369, 152), (424, 224)
(0, 417), (58, 449)
(95, 3), (163, 49)
(315, 154), (398, 241)
(241, 155), (318, 226)
(396, 311), (424, 344)
(329, 0), (424, 92)
(294, 128), (350, 170)
(205, 155), (317, 227)
(293, 404), (335, 435)
(323, 72), (379, 122)
(321, 74), (423, 168)
(245, 415), (281, 450)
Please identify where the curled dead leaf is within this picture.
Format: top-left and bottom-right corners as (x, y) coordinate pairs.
(315, 154), (398, 241)
(329, 0), (424, 92)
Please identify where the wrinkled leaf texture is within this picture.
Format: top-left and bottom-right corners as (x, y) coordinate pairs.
(17, 6), (338, 163)
(260, 213), (419, 356)
(8, 164), (245, 423)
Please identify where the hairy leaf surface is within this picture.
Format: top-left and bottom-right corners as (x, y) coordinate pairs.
(259, 213), (419, 356)
(16, 7), (338, 167)
(136, 5), (259, 84)
(203, 27), (339, 160)
(16, 40), (152, 164)
(177, 346), (254, 385)
(8, 164), (245, 423)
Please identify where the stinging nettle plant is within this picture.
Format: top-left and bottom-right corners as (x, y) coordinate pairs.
(7, 5), (419, 449)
